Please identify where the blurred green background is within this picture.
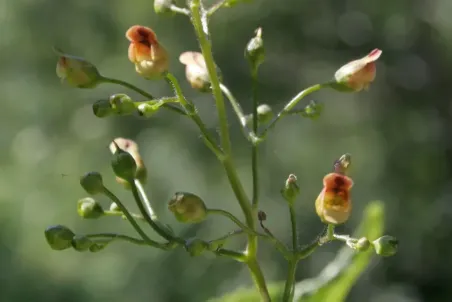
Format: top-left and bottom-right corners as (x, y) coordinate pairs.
(0, 0), (449, 301)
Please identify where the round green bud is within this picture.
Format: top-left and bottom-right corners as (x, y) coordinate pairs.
(44, 225), (75, 251)
(185, 238), (208, 257)
(168, 192), (207, 223)
(80, 172), (104, 195)
(154, 0), (175, 15)
(89, 242), (109, 253)
(372, 235), (398, 257)
(109, 94), (135, 115)
(137, 103), (158, 118)
(281, 174), (300, 204)
(92, 99), (114, 118)
(109, 202), (121, 212)
(245, 28), (265, 70)
(355, 237), (370, 251)
(77, 197), (104, 219)
(257, 104), (273, 124)
(71, 235), (94, 252)
(111, 144), (137, 182)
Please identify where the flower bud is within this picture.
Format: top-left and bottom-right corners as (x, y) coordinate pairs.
(179, 51), (211, 92)
(315, 173), (353, 225)
(281, 174), (300, 204)
(372, 235), (398, 257)
(89, 242), (109, 253)
(137, 103), (158, 117)
(77, 197), (104, 219)
(154, 0), (175, 15)
(257, 104), (273, 124)
(110, 142), (137, 182)
(80, 172), (104, 195)
(44, 225), (75, 251)
(355, 237), (371, 251)
(168, 192), (207, 223)
(245, 27), (265, 71)
(300, 100), (324, 120)
(109, 138), (147, 187)
(109, 94), (136, 115)
(54, 48), (103, 88)
(333, 153), (352, 175)
(71, 235), (94, 252)
(333, 49), (382, 92)
(257, 210), (267, 222)
(185, 238), (208, 257)
(92, 99), (115, 118)
(126, 25), (169, 80)
(109, 202), (121, 212)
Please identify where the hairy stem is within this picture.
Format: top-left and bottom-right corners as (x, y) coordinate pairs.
(282, 260), (298, 302)
(86, 233), (148, 246)
(165, 72), (224, 159)
(260, 82), (332, 138)
(190, 1), (269, 299)
(289, 206), (298, 250)
(134, 179), (156, 220)
(101, 76), (185, 115)
(129, 180), (183, 244)
(102, 187), (167, 249)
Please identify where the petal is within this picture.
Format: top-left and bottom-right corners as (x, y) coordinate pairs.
(323, 173), (354, 190)
(125, 25), (158, 46)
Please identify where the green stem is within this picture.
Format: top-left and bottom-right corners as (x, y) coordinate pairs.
(103, 210), (144, 221)
(169, 5), (190, 15)
(134, 179), (156, 220)
(190, 1), (269, 299)
(247, 258), (271, 302)
(327, 224), (335, 241)
(129, 180), (183, 244)
(165, 72), (224, 159)
(219, 83), (248, 127)
(189, 0), (231, 155)
(282, 260), (298, 302)
(206, 0), (228, 17)
(215, 248), (247, 261)
(251, 69), (259, 210)
(289, 206), (298, 251)
(86, 233), (148, 246)
(101, 76), (185, 115)
(102, 187), (167, 249)
(260, 82), (332, 138)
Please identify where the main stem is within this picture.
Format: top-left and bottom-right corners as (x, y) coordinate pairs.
(189, 1), (269, 300)
(282, 260), (298, 302)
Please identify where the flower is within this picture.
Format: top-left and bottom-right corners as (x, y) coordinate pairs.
(334, 49), (382, 92)
(55, 48), (102, 88)
(179, 51), (211, 91)
(315, 172), (353, 225)
(126, 25), (169, 79)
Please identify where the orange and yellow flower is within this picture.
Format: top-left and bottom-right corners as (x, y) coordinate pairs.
(315, 172), (353, 225)
(179, 51), (211, 91)
(334, 48), (382, 92)
(126, 25), (169, 79)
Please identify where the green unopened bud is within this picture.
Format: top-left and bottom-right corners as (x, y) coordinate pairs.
(245, 28), (265, 71)
(137, 103), (158, 118)
(54, 48), (103, 89)
(45, 225), (75, 251)
(372, 235), (398, 257)
(257, 104), (273, 124)
(356, 237), (371, 251)
(71, 235), (94, 252)
(80, 172), (104, 195)
(77, 197), (104, 219)
(154, 0), (175, 15)
(346, 237), (370, 251)
(93, 99), (114, 118)
(89, 242), (109, 252)
(109, 202), (121, 212)
(109, 94), (135, 115)
(334, 153), (352, 175)
(168, 192), (207, 223)
(185, 238), (208, 257)
(300, 100), (324, 120)
(281, 174), (300, 204)
(111, 142), (137, 182)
